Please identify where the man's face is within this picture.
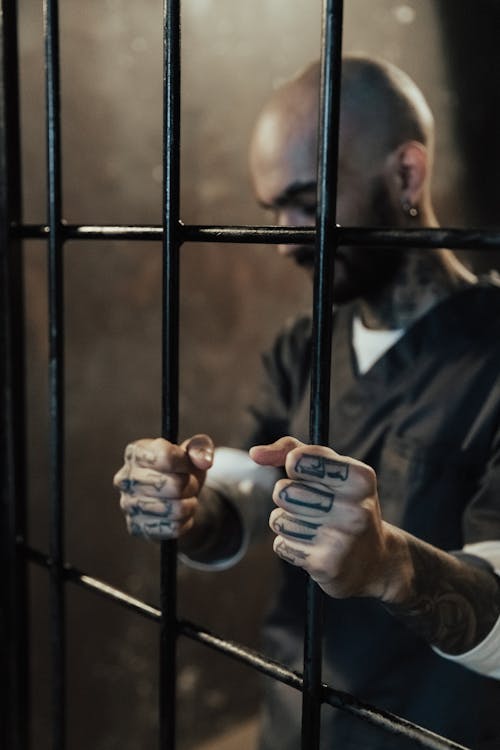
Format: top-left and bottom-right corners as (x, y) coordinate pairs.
(249, 102), (406, 304)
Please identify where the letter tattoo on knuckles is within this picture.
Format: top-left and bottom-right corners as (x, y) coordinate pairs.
(295, 453), (349, 481)
(129, 519), (179, 539)
(275, 539), (310, 565)
(273, 515), (319, 541)
(120, 478), (136, 494)
(144, 520), (179, 537)
(279, 482), (335, 512)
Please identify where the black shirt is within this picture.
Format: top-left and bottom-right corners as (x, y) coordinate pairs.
(246, 280), (500, 750)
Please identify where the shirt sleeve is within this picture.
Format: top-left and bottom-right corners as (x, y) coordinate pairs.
(178, 447), (280, 571)
(432, 400), (500, 677)
(432, 541), (500, 678)
(180, 318), (312, 571)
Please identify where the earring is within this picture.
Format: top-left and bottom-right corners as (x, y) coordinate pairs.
(402, 199), (418, 218)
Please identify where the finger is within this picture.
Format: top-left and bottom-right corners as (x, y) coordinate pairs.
(273, 535), (311, 568)
(125, 438), (194, 473)
(126, 512), (195, 541)
(123, 440), (157, 466)
(127, 514), (181, 540)
(269, 508), (319, 543)
(120, 495), (198, 521)
(151, 517), (193, 540)
(271, 490), (373, 536)
(115, 466), (198, 499)
(183, 434), (215, 471)
(288, 448), (350, 484)
(273, 479), (336, 516)
(285, 445), (375, 493)
(113, 464), (131, 490)
(249, 436), (304, 467)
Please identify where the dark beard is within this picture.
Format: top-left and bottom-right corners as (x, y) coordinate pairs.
(291, 246), (316, 269)
(332, 175), (408, 304)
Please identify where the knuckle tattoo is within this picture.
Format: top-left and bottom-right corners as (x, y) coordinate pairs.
(272, 514), (319, 542)
(136, 499), (161, 514)
(120, 478), (136, 494)
(153, 476), (167, 492)
(279, 482), (335, 513)
(274, 538), (310, 565)
(136, 448), (155, 464)
(128, 519), (142, 536)
(294, 453), (349, 481)
(143, 519), (179, 538)
(143, 472), (167, 492)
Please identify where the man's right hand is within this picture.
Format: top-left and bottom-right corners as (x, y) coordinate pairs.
(113, 434), (214, 541)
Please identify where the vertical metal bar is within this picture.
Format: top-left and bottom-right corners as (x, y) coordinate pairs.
(302, 1), (344, 749)
(160, 0), (181, 747)
(44, 1), (66, 748)
(0, 2), (29, 748)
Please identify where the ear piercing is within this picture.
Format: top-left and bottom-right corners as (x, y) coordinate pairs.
(402, 199), (418, 218)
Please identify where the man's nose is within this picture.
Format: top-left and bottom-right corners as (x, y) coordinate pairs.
(276, 208), (314, 256)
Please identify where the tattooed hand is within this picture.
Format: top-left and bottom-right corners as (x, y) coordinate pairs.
(250, 436), (406, 601)
(251, 437), (500, 655)
(113, 435), (214, 541)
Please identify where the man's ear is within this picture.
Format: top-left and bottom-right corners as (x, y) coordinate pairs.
(385, 141), (428, 208)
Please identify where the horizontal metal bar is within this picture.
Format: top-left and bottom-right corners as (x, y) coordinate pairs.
(11, 222), (500, 249)
(12, 222), (314, 244)
(185, 619), (469, 750)
(26, 546), (162, 621)
(23, 544), (469, 750)
(320, 683), (468, 750)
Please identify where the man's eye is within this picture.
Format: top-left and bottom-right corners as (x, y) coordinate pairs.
(302, 205), (317, 217)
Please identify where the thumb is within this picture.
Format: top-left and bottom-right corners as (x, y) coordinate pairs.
(249, 436), (304, 467)
(183, 433), (215, 471)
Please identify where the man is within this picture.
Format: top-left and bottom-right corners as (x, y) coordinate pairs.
(114, 57), (500, 748)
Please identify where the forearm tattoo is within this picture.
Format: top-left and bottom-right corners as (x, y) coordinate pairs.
(385, 538), (500, 655)
(295, 454), (349, 481)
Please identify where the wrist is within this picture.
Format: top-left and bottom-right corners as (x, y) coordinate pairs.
(376, 523), (414, 604)
(178, 487), (243, 565)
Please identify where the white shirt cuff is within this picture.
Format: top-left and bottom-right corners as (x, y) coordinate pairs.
(179, 447), (278, 571)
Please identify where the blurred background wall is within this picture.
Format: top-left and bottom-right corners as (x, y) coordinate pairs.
(19, 1), (500, 748)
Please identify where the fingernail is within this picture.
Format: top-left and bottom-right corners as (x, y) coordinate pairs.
(196, 447), (213, 461)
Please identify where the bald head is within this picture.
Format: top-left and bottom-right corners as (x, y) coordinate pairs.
(250, 55), (434, 199)
(339, 55), (434, 160)
(249, 55), (438, 301)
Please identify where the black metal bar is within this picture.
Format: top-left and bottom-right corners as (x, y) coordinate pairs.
(0, 2), (28, 748)
(44, 0), (66, 747)
(13, 223), (500, 250)
(160, 0), (182, 748)
(301, 2), (344, 748)
(23, 544), (470, 750)
(310, 0), (343, 445)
